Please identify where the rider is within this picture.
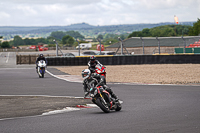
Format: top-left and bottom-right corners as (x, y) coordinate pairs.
(35, 54), (47, 72)
(88, 56), (102, 73)
(81, 69), (118, 100)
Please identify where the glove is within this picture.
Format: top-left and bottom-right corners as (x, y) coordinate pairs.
(90, 88), (94, 92)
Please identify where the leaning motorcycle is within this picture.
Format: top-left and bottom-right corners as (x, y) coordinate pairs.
(90, 86), (122, 113)
(93, 64), (107, 84)
(95, 64), (106, 78)
(37, 60), (46, 78)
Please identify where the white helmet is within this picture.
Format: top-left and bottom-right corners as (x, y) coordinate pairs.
(81, 69), (91, 80)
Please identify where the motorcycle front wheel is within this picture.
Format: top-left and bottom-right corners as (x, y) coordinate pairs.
(42, 71), (44, 78)
(96, 98), (110, 113)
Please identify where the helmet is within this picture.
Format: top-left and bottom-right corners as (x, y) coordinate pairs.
(39, 54), (44, 57)
(81, 69), (91, 80)
(90, 56), (96, 63)
(90, 56), (96, 60)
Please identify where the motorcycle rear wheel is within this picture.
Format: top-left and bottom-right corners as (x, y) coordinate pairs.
(96, 98), (110, 113)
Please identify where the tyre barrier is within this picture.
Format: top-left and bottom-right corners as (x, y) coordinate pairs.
(45, 54), (200, 66)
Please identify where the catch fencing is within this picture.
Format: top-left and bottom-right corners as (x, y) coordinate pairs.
(106, 36), (200, 55)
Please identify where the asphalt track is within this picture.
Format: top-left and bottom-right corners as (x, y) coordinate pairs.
(0, 52), (200, 133)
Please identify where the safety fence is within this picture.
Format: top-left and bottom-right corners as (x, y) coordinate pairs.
(106, 36), (200, 55)
(16, 54), (200, 65)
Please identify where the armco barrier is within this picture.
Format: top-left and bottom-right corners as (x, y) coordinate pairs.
(45, 54), (200, 66)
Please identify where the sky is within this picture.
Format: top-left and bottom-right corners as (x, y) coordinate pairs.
(0, 0), (199, 26)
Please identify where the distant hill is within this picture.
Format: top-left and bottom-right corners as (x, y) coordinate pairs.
(0, 22), (195, 40)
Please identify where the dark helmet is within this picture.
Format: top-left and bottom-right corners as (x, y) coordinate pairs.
(39, 54), (44, 57)
(90, 56), (96, 62)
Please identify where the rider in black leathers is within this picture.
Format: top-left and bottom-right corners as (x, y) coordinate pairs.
(88, 56), (102, 73)
(35, 54), (47, 72)
(81, 69), (118, 100)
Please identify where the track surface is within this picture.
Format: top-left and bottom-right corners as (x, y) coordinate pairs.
(0, 52), (200, 133)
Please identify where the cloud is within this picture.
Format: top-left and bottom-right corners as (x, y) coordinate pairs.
(0, 0), (199, 26)
(5, 0), (100, 5)
(0, 12), (10, 18)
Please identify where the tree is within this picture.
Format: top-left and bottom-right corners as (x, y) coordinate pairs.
(13, 36), (24, 46)
(189, 18), (200, 36)
(62, 35), (71, 44)
(142, 28), (150, 36)
(97, 34), (103, 39)
(36, 38), (47, 44)
(24, 38), (32, 45)
(128, 31), (143, 38)
(1, 41), (10, 48)
(47, 36), (56, 44)
(66, 31), (85, 40)
(62, 35), (75, 46)
(104, 38), (118, 45)
(67, 37), (75, 47)
(119, 34), (125, 40)
(50, 31), (66, 40)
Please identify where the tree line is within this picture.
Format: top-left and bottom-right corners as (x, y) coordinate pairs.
(127, 19), (200, 38)
(1, 19), (200, 48)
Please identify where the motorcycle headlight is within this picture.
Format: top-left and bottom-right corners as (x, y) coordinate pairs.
(97, 70), (101, 73)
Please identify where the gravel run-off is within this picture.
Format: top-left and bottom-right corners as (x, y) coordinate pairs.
(55, 64), (200, 85)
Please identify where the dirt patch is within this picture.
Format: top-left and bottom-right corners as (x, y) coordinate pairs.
(55, 64), (200, 85)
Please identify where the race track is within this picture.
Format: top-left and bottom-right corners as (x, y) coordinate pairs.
(0, 52), (200, 133)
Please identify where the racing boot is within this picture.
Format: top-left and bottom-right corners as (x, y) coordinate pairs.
(104, 85), (118, 101)
(84, 91), (89, 98)
(109, 92), (118, 103)
(36, 67), (38, 73)
(111, 93), (118, 101)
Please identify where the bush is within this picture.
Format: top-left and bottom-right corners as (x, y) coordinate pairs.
(1, 41), (10, 48)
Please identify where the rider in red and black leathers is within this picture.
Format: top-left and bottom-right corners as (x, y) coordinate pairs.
(82, 69), (118, 100)
(88, 56), (102, 73)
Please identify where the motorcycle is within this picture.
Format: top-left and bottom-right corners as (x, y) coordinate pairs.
(95, 64), (106, 78)
(37, 60), (46, 78)
(90, 86), (122, 113)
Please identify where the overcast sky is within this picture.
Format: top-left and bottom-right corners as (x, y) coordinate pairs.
(0, 0), (199, 26)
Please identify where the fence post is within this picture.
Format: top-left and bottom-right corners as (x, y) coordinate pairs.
(16, 55), (18, 64)
(118, 37), (130, 55)
(182, 36), (186, 53)
(156, 37), (160, 54)
(29, 55), (31, 64)
(97, 38), (102, 55)
(140, 37), (144, 55)
(118, 37), (123, 55)
(19, 54), (21, 65)
(76, 39), (80, 56)
(54, 39), (58, 56)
